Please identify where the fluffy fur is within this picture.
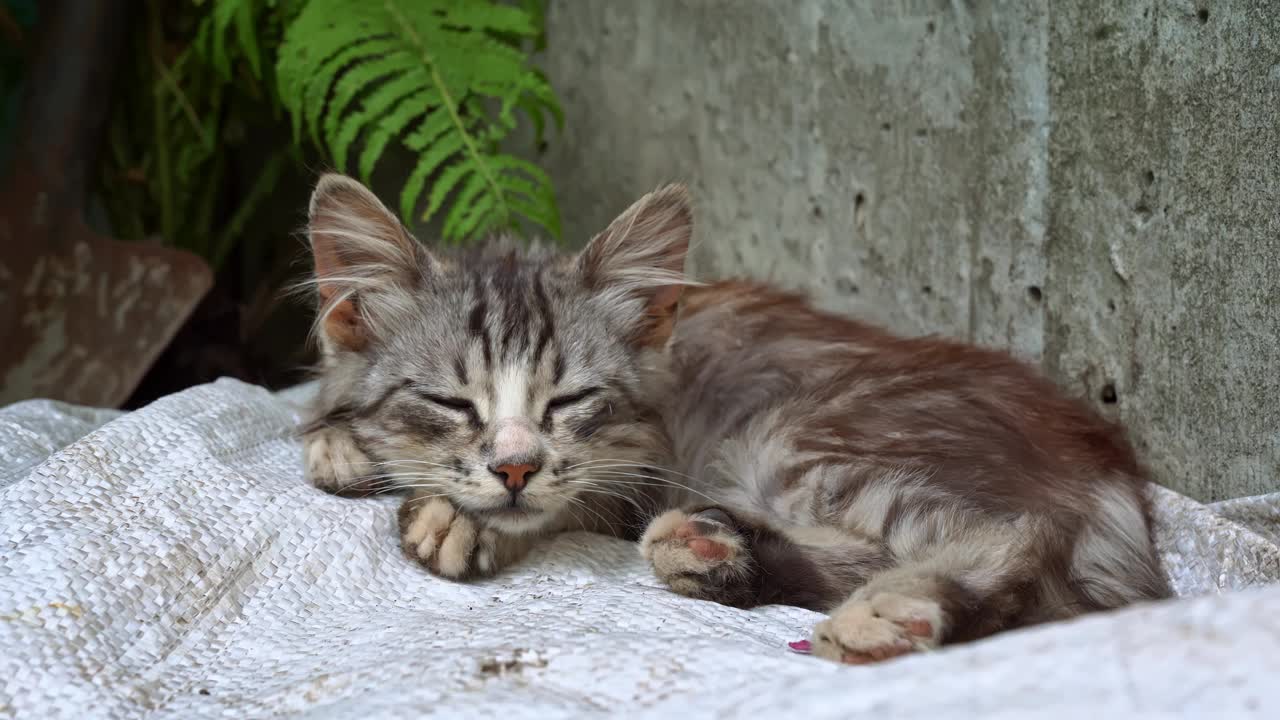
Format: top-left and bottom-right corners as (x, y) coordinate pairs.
(300, 174), (1172, 665)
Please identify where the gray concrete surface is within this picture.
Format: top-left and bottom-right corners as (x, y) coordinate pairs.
(535, 0), (1279, 502)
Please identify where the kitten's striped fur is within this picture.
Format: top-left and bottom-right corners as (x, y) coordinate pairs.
(301, 174), (1171, 664)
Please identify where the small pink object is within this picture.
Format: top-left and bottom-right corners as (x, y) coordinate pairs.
(787, 640), (812, 654)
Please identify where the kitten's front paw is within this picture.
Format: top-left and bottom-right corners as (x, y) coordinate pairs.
(304, 427), (374, 496)
(640, 508), (755, 605)
(811, 592), (944, 665)
(398, 497), (499, 579)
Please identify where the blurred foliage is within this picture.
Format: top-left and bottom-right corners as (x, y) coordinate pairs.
(86, 0), (562, 401)
(98, 0), (297, 271)
(98, 0), (561, 271)
(0, 0), (38, 172)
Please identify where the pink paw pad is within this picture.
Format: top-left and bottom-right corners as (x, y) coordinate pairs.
(674, 521), (730, 561)
(901, 618), (934, 638)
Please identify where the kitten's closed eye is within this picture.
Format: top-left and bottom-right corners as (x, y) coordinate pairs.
(415, 391), (474, 412)
(415, 390), (481, 427)
(545, 387), (600, 415)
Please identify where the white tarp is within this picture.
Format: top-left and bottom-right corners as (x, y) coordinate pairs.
(2, 378), (1277, 719)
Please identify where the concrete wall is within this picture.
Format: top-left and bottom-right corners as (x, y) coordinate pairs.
(535, 0), (1279, 502)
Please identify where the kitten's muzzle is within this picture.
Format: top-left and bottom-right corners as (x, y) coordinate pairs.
(488, 418), (546, 495)
(488, 461), (540, 493)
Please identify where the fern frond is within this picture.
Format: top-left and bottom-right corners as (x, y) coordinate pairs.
(402, 106), (456, 153)
(353, 101), (445, 180)
(420, 160), (472, 227)
(292, 36), (398, 141)
(320, 51), (416, 143)
(337, 86), (434, 175)
(516, 67), (564, 147)
(401, 131), (466, 217)
(450, 193), (499, 241)
(442, 172), (491, 240)
(435, 2), (538, 35)
(276, 0), (564, 243)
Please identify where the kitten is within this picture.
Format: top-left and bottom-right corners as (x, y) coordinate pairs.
(300, 174), (1171, 665)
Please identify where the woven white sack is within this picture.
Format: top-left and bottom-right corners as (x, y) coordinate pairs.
(1, 378), (1278, 719)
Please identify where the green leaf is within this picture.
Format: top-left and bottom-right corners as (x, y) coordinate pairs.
(402, 105), (456, 152)
(422, 161), (473, 224)
(447, 192), (498, 242)
(440, 3), (538, 36)
(339, 86), (435, 177)
(233, 2), (263, 79)
(295, 37), (393, 141)
(508, 193), (559, 239)
(275, 0), (566, 237)
(208, 0), (239, 77)
(399, 150), (436, 222)
(403, 130), (465, 203)
(320, 50), (417, 145)
(488, 153), (554, 185)
(442, 171), (491, 240)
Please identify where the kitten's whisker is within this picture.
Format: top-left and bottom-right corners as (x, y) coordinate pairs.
(364, 477), (454, 488)
(563, 481), (646, 514)
(581, 496), (627, 527)
(583, 477), (708, 500)
(562, 495), (614, 532)
(565, 457), (663, 471)
(564, 458), (702, 482)
(329, 471), (399, 483)
(579, 471), (720, 504)
(333, 459), (461, 474)
(353, 478), (454, 494)
(376, 459), (461, 470)
(562, 463), (657, 473)
(405, 493), (454, 506)
(564, 457), (636, 469)
(561, 498), (593, 534)
(331, 470), (455, 485)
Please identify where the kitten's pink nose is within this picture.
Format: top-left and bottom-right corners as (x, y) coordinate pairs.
(489, 462), (540, 492)
(489, 418), (544, 493)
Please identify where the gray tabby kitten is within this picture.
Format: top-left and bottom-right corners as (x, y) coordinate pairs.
(301, 174), (1171, 665)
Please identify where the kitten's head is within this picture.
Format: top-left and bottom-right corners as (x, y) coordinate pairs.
(305, 174), (691, 533)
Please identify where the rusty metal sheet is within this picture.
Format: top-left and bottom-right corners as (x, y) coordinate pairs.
(0, 0), (211, 408)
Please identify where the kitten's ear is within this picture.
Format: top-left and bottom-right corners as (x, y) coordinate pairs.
(307, 173), (424, 351)
(577, 183), (692, 348)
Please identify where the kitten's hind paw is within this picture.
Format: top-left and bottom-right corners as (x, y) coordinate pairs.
(811, 592), (944, 665)
(640, 508), (756, 606)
